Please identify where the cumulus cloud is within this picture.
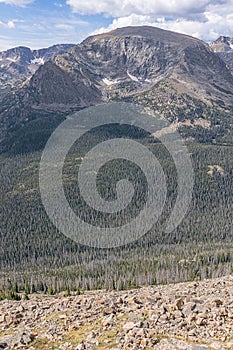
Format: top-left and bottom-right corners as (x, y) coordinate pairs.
(93, 12), (233, 42)
(0, 0), (34, 6)
(67, 0), (224, 17)
(80, 0), (233, 42)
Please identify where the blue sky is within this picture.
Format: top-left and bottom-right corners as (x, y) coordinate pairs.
(0, 0), (113, 50)
(0, 0), (233, 51)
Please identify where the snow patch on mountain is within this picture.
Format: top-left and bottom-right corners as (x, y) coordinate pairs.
(31, 57), (44, 65)
(103, 78), (118, 86)
(6, 57), (17, 63)
(127, 71), (139, 82)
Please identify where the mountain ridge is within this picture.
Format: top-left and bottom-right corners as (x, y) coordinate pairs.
(1, 26), (233, 153)
(0, 43), (75, 91)
(17, 26), (233, 110)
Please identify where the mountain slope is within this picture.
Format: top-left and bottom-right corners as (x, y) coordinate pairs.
(0, 27), (232, 302)
(25, 26), (233, 111)
(1, 26), (233, 153)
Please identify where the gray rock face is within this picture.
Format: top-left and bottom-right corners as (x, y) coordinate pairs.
(210, 36), (233, 73)
(210, 36), (233, 53)
(24, 26), (233, 112)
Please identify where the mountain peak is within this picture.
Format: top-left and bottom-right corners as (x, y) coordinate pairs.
(210, 36), (233, 72)
(1, 25), (233, 153)
(84, 25), (202, 46)
(210, 36), (233, 52)
(214, 35), (232, 44)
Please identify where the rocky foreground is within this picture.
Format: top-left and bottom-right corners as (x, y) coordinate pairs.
(0, 276), (233, 350)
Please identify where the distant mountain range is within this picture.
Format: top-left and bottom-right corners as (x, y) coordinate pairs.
(0, 27), (233, 153)
(0, 44), (75, 90)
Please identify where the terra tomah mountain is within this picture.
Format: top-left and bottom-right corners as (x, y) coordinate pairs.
(1, 26), (233, 153)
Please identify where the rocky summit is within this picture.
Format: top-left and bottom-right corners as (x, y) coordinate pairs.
(0, 276), (233, 349)
(210, 36), (233, 73)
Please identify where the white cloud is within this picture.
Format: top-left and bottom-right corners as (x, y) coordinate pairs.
(67, 0), (224, 17)
(54, 2), (63, 8)
(93, 14), (233, 42)
(0, 0), (34, 6)
(0, 19), (18, 28)
(7, 20), (16, 28)
(55, 23), (73, 31)
(88, 1), (233, 42)
(55, 18), (89, 32)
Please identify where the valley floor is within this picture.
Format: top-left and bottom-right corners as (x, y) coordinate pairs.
(0, 276), (233, 349)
